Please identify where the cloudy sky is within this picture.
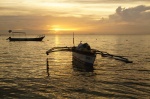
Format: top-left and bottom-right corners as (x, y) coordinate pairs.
(0, 0), (150, 34)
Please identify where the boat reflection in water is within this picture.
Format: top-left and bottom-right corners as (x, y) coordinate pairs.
(72, 58), (94, 72)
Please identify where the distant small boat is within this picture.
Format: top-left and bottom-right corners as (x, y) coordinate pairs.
(7, 36), (45, 41)
(7, 30), (45, 41)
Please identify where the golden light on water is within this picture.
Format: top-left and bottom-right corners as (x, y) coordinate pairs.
(54, 35), (59, 45)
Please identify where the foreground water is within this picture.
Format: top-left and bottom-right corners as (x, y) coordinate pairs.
(0, 34), (150, 98)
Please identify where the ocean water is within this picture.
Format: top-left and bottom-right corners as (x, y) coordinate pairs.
(0, 34), (150, 98)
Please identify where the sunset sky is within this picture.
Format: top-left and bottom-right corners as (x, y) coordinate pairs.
(0, 0), (150, 34)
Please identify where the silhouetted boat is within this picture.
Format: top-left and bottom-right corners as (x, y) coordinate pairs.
(7, 36), (45, 41)
(46, 33), (132, 72)
(7, 30), (45, 41)
(46, 43), (132, 72)
(46, 43), (96, 71)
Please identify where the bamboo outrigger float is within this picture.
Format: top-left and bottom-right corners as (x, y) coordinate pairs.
(46, 43), (132, 71)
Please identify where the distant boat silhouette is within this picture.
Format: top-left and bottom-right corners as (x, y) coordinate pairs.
(7, 30), (45, 41)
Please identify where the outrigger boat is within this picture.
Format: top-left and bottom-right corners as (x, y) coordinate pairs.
(7, 30), (45, 41)
(46, 39), (132, 71)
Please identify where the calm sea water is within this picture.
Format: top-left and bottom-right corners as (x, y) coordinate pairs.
(0, 34), (150, 98)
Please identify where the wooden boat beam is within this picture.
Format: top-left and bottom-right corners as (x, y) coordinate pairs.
(94, 50), (133, 63)
(46, 47), (133, 63)
(46, 47), (74, 55)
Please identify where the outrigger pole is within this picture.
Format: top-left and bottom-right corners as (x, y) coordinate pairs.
(46, 47), (133, 63)
(73, 32), (75, 46)
(94, 49), (133, 63)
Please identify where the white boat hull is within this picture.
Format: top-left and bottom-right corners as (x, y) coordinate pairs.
(72, 52), (96, 71)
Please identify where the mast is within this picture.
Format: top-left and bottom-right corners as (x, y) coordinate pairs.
(73, 32), (75, 46)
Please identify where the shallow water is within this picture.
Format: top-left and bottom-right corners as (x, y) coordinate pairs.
(0, 34), (150, 98)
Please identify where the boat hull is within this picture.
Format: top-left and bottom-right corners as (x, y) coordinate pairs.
(72, 52), (96, 71)
(8, 36), (45, 41)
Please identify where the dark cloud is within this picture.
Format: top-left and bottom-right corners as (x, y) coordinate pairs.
(105, 5), (150, 34)
(109, 5), (150, 22)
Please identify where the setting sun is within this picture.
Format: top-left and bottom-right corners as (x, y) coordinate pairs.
(53, 28), (78, 31)
(49, 25), (78, 32)
(53, 28), (61, 31)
